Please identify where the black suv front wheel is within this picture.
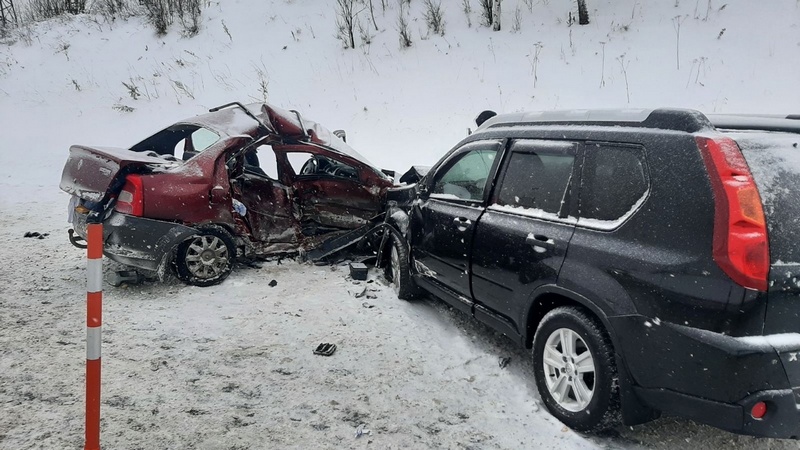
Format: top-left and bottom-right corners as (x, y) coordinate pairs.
(384, 230), (418, 300)
(532, 306), (621, 432)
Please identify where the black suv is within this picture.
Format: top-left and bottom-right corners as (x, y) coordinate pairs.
(381, 109), (800, 438)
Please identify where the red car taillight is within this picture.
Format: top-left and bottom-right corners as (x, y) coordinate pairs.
(696, 136), (769, 292)
(114, 174), (144, 217)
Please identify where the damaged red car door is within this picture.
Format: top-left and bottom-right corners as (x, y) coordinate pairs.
(281, 144), (389, 230)
(229, 144), (301, 255)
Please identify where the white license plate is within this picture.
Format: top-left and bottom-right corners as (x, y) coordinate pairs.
(67, 195), (78, 224)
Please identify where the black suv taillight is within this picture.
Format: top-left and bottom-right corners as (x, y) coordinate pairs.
(696, 136), (769, 291)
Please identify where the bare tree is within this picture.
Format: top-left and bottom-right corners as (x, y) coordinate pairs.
(0, 0), (18, 27)
(577, 0), (589, 25)
(367, 0), (378, 31)
(492, 0), (501, 30)
(335, 0), (358, 49)
(479, 0), (492, 27)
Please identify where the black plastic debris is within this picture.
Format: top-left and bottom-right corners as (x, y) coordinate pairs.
(349, 262), (368, 281)
(313, 343), (337, 356)
(269, 279), (278, 287)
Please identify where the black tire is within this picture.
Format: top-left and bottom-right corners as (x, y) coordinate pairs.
(174, 225), (236, 287)
(383, 230), (418, 300)
(532, 306), (621, 433)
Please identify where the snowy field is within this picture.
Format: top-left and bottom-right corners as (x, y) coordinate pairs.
(2, 0), (800, 448)
(4, 220), (800, 449)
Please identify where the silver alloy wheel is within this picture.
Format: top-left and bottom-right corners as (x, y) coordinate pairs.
(542, 327), (596, 412)
(183, 235), (230, 279)
(390, 244), (400, 294)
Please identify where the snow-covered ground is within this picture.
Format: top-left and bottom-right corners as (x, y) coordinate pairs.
(3, 221), (799, 449)
(2, 0), (800, 448)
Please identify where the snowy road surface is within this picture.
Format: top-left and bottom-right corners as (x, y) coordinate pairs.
(1, 207), (798, 449)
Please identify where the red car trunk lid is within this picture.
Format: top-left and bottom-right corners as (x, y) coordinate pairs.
(60, 145), (173, 202)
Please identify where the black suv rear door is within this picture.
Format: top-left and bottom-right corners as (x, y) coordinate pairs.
(471, 140), (580, 337)
(410, 139), (503, 313)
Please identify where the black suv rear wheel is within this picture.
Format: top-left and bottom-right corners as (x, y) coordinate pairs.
(532, 306), (621, 432)
(174, 225), (236, 287)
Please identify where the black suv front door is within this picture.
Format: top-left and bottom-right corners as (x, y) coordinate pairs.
(410, 139), (503, 314)
(471, 139), (581, 337)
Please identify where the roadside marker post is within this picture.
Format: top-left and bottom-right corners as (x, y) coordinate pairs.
(85, 221), (103, 450)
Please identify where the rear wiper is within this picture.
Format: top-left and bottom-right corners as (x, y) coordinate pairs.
(210, 102), (275, 135)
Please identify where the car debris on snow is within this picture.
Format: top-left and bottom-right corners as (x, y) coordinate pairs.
(313, 343), (336, 356)
(354, 423), (372, 438)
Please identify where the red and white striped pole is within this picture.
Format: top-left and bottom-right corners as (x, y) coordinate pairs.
(85, 222), (103, 450)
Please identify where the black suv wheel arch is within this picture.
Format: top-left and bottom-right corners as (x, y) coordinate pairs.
(523, 287), (660, 426)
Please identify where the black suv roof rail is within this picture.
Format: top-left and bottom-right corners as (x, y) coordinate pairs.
(707, 114), (800, 134)
(478, 108), (713, 134)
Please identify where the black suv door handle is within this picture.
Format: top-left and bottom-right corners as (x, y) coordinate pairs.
(452, 217), (472, 231)
(526, 234), (555, 252)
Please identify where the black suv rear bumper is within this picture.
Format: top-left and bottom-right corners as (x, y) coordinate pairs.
(610, 316), (800, 439)
(71, 210), (197, 274)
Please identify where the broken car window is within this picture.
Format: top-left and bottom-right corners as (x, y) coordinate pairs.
(131, 124), (220, 161)
(286, 151), (359, 181)
(243, 145), (279, 179)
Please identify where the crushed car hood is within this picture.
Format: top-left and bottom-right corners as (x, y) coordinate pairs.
(259, 104), (376, 167)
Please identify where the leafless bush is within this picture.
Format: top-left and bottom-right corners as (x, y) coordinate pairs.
(529, 42), (543, 88)
(122, 80), (141, 100)
(23, 0), (86, 22)
(357, 19), (372, 46)
(397, 3), (412, 48)
(171, 79), (194, 99)
(423, 0), (445, 36)
(462, 0), (472, 27)
(617, 54), (630, 104)
(177, 0), (201, 36)
(335, 0), (357, 49)
(93, 0), (133, 19)
(222, 19), (232, 41)
(522, 0), (533, 12)
(512, 5), (521, 32)
(140, 0), (202, 36)
(478, 0), (493, 27)
(113, 104), (135, 113)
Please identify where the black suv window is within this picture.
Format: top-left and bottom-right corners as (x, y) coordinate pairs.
(579, 145), (648, 223)
(431, 142), (499, 201)
(494, 140), (576, 215)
